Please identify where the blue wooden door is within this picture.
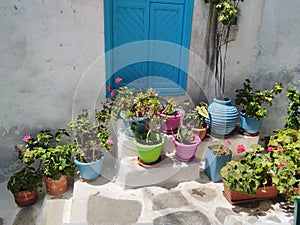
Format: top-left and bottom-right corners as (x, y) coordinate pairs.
(104, 0), (194, 95)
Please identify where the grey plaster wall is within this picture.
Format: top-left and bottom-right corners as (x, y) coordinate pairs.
(0, 0), (299, 182)
(0, 0), (106, 182)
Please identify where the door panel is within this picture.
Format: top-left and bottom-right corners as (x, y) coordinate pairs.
(148, 3), (185, 93)
(112, 1), (149, 89)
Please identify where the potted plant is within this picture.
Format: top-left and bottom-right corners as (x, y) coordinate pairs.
(37, 129), (76, 194)
(7, 166), (43, 207)
(172, 127), (201, 162)
(220, 144), (279, 204)
(67, 106), (113, 181)
(15, 129), (75, 195)
(204, 140), (232, 182)
(183, 102), (209, 140)
(235, 79), (283, 135)
(285, 83), (300, 130)
(266, 128), (300, 200)
(158, 98), (185, 134)
(112, 85), (149, 137)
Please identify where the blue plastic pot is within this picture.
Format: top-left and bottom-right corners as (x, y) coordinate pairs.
(74, 156), (104, 180)
(240, 112), (263, 135)
(205, 145), (232, 182)
(120, 111), (149, 137)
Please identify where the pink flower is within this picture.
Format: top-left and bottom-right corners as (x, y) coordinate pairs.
(115, 77), (122, 84)
(107, 85), (112, 91)
(225, 140), (232, 146)
(237, 144), (245, 154)
(106, 139), (113, 145)
(267, 146), (274, 152)
(110, 91), (114, 97)
(23, 135), (31, 142)
(278, 162), (284, 168)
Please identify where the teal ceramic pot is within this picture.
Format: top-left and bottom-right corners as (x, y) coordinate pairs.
(207, 98), (238, 136)
(240, 112), (263, 135)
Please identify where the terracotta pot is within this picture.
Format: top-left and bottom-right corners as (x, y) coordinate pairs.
(223, 186), (279, 204)
(193, 123), (209, 140)
(14, 190), (38, 207)
(44, 175), (68, 195)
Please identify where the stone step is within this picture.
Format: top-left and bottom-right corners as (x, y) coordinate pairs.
(115, 129), (202, 189)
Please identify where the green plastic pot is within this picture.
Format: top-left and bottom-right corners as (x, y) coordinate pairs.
(134, 133), (164, 164)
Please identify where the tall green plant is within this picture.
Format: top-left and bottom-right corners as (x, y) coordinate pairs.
(235, 79), (283, 120)
(204, 0), (244, 98)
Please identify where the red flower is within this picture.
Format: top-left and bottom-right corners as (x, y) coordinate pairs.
(110, 91), (115, 97)
(237, 144), (245, 154)
(115, 77), (122, 84)
(278, 162), (284, 168)
(107, 85), (112, 91)
(267, 146), (274, 152)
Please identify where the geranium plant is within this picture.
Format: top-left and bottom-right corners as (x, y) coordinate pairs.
(266, 128), (300, 200)
(221, 144), (272, 195)
(285, 83), (300, 130)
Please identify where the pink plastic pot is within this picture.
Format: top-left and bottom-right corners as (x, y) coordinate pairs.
(173, 134), (201, 162)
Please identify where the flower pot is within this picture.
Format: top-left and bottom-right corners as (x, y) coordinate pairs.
(240, 112), (263, 135)
(44, 175), (68, 195)
(74, 156), (104, 180)
(120, 111), (149, 137)
(13, 190), (38, 207)
(223, 186), (279, 205)
(173, 135), (201, 162)
(134, 134), (164, 164)
(192, 123), (209, 140)
(205, 146), (232, 182)
(159, 110), (184, 134)
(207, 98), (238, 136)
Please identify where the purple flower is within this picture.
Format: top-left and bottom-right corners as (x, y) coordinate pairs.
(225, 140), (232, 146)
(23, 135), (31, 142)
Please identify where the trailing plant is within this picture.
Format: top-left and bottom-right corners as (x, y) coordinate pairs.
(285, 83), (300, 130)
(7, 166), (43, 194)
(204, 0), (244, 98)
(183, 102), (209, 129)
(235, 79), (283, 120)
